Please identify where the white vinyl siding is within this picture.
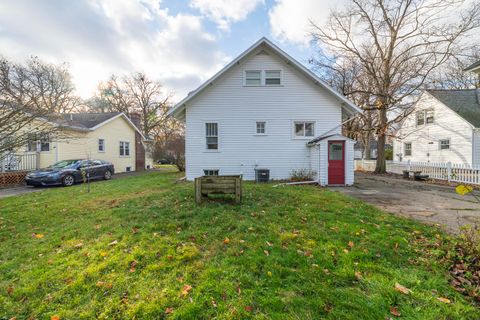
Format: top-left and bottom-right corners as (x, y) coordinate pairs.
(393, 93), (474, 165)
(184, 50), (343, 180)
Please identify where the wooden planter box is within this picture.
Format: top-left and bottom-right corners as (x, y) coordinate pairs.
(195, 175), (242, 204)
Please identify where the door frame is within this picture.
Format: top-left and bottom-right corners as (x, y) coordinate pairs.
(327, 140), (346, 186)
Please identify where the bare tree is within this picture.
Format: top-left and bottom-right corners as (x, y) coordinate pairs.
(92, 73), (173, 138)
(311, 0), (480, 173)
(0, 56), (78, 156)
(428, 49), (480, 89)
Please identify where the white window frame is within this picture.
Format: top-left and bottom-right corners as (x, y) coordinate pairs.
(404, 142), (412, 156)
(203, 169), (219, 176)
(293, 121), (315, 139)
(255, 121), (267, 135)
(98, 138), (105, 152)
(439, 139), (450, 150)
(416, 109), (434, 126)
(119, 141), (130, 157)
(244, 70), (262, 86)
(264, 70), (282, 86)
(205, 122), (219, 151)
(39, 134), (50, 152)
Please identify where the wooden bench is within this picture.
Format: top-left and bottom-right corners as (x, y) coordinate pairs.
(402, 170), (429, 181)
(195, 175), (242, 204)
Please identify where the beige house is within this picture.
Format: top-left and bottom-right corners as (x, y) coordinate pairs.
(11, 112), (153, 173)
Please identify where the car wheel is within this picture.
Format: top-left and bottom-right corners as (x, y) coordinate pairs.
(62, 175), (75, 187)
(104, 170), (112, 180)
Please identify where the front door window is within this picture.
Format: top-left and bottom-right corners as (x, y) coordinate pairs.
(329, 143), (343, 160)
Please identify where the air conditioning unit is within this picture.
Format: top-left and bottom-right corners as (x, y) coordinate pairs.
(255, 169), (270, 183)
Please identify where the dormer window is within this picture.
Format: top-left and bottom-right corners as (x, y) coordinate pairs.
(245, 70), (282, 86)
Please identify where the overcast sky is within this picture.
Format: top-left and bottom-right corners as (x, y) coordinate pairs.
(0, 0), (344, 101)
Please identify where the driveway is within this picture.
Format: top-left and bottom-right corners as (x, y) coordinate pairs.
(331, 172), (480, 234)
(0, 169), (168, 200)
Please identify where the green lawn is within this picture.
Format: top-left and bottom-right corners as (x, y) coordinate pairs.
(0, 171), (477, 319)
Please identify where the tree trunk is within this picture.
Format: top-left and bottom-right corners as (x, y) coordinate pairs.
(374, 107), (387, 173)
(364, 132), (372, 160)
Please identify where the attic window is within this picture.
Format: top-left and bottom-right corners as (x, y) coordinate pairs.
(245, 71), (261, 85)
(265, 70), (281, 85)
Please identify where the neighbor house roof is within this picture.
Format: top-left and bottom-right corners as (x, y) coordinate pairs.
(167, 37), (362, 119)
(46, 112), (148, 140)
(426, 89), (480, 128)
(464, 60), (480, 73)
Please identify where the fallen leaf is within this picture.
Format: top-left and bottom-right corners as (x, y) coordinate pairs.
(132, 227), (139, 234)
(390, 306), (401, 317)
(94, 224), (101, 230)
(323, 269), (330, 275)
(108, 240), (118, 246)
(355, 271), (362, 280)
(244, 305), (253, 312)
(437, 297), (451, 304)
(456, 185), (473, 195)
(348, 241), (354, 248)
(7, 286), (13, 296)
(129, 260), (138, 272)
(32, 233), (44, 239)
(266, 241), (273, 247)
(267, 271), (272, 277)
(343, 249), (349, 254)
(165, 307), (174, 314)
(211, 299), (218, 307)
(96, 281), (113, 289)
(51, 316), (60, 320)
(100, 251), (107, 257)
(181, 284), (193, 296)
(263, 250), (270, 256)
(394, 283), (412, 295)
(74, 243), (83, 248)
(223, 238), (230, 244)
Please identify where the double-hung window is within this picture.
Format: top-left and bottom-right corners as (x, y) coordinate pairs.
(294, 121), (315, 138)
(98, 139), (105, 152)
(256, 121), (266, 134)
(245, 71), (261, 85)
(265, 70), (281, 85)
(416, 109), (434, 126)
(120, 141), (130, 156)
(205, 123), (218, 150)
(404, 142), (412, 156)
(39, 134), (50, 152)
(439, 139), (450, 150)
(26, 133), (37, 152)
(416, 111), (425, 126)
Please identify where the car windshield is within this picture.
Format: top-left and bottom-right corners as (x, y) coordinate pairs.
(49, 160), (81, 169)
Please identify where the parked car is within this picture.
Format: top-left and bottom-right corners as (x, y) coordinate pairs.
(156, 159), (171, 164)
(25, 159), (115, 187)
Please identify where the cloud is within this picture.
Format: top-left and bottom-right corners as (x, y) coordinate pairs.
(189, 0), (264, 31)
(268, 0), (346, 46)
(0, 0), (228, 100)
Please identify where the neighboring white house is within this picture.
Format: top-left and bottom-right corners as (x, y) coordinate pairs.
(168, 37), (361, 185)
(393, 89), (480, 166)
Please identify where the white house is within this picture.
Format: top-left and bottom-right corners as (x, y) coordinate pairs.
(393, 89), (480, 166)
(168, 37), (361, 185)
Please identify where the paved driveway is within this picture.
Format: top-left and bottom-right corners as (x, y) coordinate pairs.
(331, 172), (480, 234)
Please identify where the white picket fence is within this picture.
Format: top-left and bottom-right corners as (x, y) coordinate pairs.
(355, 160), (480, 185)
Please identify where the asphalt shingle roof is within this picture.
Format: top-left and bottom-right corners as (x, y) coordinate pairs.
(426, 89), (480, 128)
(47, 112), (122, 130)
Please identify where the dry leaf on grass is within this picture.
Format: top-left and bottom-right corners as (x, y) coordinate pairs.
(390, 306), (401, 317)
(437, 297), (451, 304)
(165, 307), (174, 314)
(223, 238), (230, 244)
(394, 283), (412, 295)
(51, 316), (60, 320)
(32, 233), (44, 239)
(181, 284), (192, 296)
(348, 241), (354, 248)
(108, 240), (118, 246)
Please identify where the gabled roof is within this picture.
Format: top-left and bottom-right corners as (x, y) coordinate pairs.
(47, 112), (148, 140)
(464, 60), (480, 72)
(167, 37), (361, 119)
(426, 89), (480, 128)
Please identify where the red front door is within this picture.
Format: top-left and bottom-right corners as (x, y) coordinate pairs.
(328, 141), (345, 185)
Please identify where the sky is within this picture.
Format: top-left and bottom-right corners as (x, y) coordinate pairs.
(0, 0), (344, 102)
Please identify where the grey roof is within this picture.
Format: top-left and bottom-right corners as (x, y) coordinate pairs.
(426, 89), (480, 127)
(464, 60), (480, 72)
(47, 112), (122, 130)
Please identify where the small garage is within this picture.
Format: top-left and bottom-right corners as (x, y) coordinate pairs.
(308, 134), (355, 186)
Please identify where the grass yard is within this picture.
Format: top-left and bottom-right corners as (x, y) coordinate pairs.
(0, 171), (478, 319)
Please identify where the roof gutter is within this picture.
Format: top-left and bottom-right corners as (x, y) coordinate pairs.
(306, 115), (358, 146)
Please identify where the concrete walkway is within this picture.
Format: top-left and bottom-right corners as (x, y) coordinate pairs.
(330, 172), (480, 234)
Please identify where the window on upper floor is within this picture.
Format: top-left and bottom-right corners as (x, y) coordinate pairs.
(439, 139), (450, 150)
(416, 109), (434, 126)
(404, 142), (412, 156)
(265, 70), (281, 85)
(205, 122), (218, 150)
(245, 70), (261, 86)
(294, 121), (315, 138)
(256, 121), (266, 134)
